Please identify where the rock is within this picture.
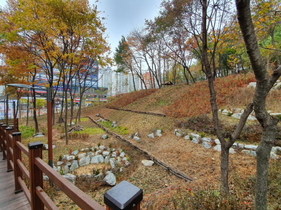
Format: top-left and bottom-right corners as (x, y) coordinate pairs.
(190, 133), (200, 139)
(63, 155), (75, 161)
(244, 145), (258, 151)
(174, 129), (184, 137)
(111, 122), (118, 127)
(101, 134), (109, 139)
(79, 156), (90, 167)
(120, 152), (125, 158)
(43, 144), (56, 150)
(202, 141), (212, 149)
(103, 172), (116, 186)
(270, 152), (279, 160)
(231, 113), (242, 119)
(232, 143), (244, 149)
(184, 135), (190, 140)
(247, 82), (256, 88)
(242, 150), (257, 157)
(110, 158), (116, 168)
(91, 156), (99, 164)
(104, 156), (110, 164)
(202, 137), (211, 142)
(70, 160), (79, 172)
(133, 136), (140, 141)
(71, 150), (79, 155)
(63, 173), (77, 184)
(57, 161), (64, 166)
(62, 165), (69, 174)
(87, 152), (95, 157)
(271, 146), (281, 154)
(155, 130), (162, 137)
(102, 151), (110, 156)
(33, 133), (45, 137)
(141, 160), (154, 166)
(99, 145), (106, 150)
(191, 138), (200, 144)
(213, 145), (221, 151)
(78, 153), (87, 159)
(229, 148), (236, 154)
(148, 133), (155, 138)
(43, 175), (49, 181)
(214, 139), (220, 145)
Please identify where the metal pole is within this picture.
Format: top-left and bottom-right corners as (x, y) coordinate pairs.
(47, 87), (53, 167)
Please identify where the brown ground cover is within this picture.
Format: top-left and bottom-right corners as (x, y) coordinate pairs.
(22, 73), (281, 209)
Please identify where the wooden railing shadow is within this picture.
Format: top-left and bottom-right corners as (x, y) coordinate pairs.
(0, 122), (143, 210)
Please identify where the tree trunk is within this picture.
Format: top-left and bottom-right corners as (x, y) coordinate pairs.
(255, 122), (276, 210)
(236, 1), (281, 209)
(220, 143), (229, 194)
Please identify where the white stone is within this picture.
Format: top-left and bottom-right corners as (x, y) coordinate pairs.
(229, 148), (236, 154)
(184, 135), (190, 140)
(202, 137), (211, 142)
(99, 145), (106, 150)
(213, 145), (221, 151)
(79, 156), (90, 167)
(133, 136), (140, 141)
(244, 145), (258, 150)
(232, 143), (244, 149)
(102, 151), (110, 156)
(103, 172), (116, 186)
(120, 152), (125, 158)
(70, 160), (79, 171)
(148, 133), (155, 138)
(214, 139), (221, 145)
(71, 150), (79, 155)
(57, 161), (64, 166)
(78, 153), (87, 159)
(270, 152), (279, 160)
(247, 82), (256, 88)
(202, 141), (212, 149)
(242, 150), (257, 157)
(141, 160), (154, 166)
(155, 130), (162, 137)
(63, 173), (77, 184)
(190, 133), (200, 138)
(271, 146), (281, 154)
(110, 158), (116, 168)
(191, 138), (200, 144)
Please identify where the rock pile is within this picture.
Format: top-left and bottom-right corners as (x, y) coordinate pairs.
(46, 145), (130, 186)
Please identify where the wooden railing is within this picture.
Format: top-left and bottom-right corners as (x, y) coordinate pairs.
(0, 123), (143, 210)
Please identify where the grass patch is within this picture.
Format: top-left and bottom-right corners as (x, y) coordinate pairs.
(19, 125), (35, 138)
(99, 121), (129, 135)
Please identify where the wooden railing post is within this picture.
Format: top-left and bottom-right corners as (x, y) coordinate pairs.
(0, 122), (3, 152)
(104, 181), (143, 210)
(1, 124), (7, 159)
(28, 141), (44, 210)
(12, 132), (23, 193)
(6, 126), (14, 172)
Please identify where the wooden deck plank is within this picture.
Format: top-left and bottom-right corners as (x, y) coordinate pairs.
(0, 154), (30, 210)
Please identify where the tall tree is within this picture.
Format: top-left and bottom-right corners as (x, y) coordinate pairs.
(236, 0), (281, 209)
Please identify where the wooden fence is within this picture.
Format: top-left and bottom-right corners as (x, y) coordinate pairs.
(0, 122), (142, 210)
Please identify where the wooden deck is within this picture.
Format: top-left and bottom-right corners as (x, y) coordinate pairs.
(0, 154), (30, 210)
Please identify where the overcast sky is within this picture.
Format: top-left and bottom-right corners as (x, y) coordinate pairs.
(0, 0), (162, 54)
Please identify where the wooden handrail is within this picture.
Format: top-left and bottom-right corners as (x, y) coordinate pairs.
(1, 122), (143, 210)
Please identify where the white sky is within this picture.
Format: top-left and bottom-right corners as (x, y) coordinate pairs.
(0, 0), (162, 55)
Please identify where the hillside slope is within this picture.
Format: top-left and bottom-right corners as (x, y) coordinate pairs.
(82, 73), (281, 209)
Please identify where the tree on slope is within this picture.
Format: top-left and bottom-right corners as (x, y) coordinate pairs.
(236, 0), (281, 209)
